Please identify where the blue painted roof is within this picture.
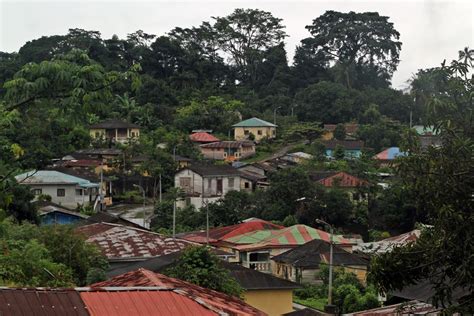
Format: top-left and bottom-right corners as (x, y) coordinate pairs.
(375, 147), (407, 160)
(15, 170), (99, 188)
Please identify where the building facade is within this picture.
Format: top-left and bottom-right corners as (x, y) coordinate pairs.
(174, 165), (242, 209)
(199, 141), (256, 161)
(233, 117), (277, 142)
(89, 119), (141, 144)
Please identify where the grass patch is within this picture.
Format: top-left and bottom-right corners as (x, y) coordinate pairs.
(293, 297), (327, 311)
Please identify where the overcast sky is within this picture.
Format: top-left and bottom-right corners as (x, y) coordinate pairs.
(1, 0), (473, 89)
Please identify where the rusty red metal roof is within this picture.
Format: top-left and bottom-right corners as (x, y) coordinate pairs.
(75, 223), (194, 260)
(312, 171), (367, 188)
(90, 269), (266, 315)
(80, 289), (217, 316)
(181, 218), (283, 244)
(0, 288), (88, 316)
(189, 132), (220, 143)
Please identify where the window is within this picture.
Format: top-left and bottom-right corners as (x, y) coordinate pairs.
(272, 129), (276, 135)
(131, 131), (136, 137)
(228, 177), (234, 188)
(244, 130), (250, 135)
(179, 177), (191, 188)
(32, 188), (42, 195)
(257, 130), (262, 135)
(95, 132), (100, 138)
(57, 189), (66, 197)
(76, 189), (83, 196)
(244, 182), (250, 189)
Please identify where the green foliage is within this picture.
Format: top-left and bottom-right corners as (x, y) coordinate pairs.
(333, 145), (345, 160)
(295, 266), (379, 313)
(333, 123), (346, 140)
(165, 246), (243, 297)
(303, 11), (401, 88)
(370, 52), (474, 313)
(0, 219), (107, 286)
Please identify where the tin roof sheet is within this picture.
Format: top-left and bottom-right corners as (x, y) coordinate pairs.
(75, 223), (193, 260)
(0, 288), (88, 316)
(232, 117), (277, 127)
(189, 132), (220, 143)
(90, 269), (265, 315)
(234, 225), (353, 251)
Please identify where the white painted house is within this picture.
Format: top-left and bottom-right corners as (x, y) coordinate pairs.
(15, 170), (100, 209)
(174, 165), (242, 209)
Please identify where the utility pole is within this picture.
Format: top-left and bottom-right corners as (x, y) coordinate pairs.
(99, 160), (104, 211)
(273, 106), (281, 125)
(172, 199), (176, 239)
(159, 173), (162, 203)
(315, 219), (335, 314)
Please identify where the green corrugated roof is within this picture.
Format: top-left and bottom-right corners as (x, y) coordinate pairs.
(231, 225), (349, 251)
(15, 170), (99, 188)
(232, 117), (277, 128)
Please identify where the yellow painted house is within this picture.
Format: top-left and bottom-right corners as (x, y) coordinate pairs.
(233, 117), (277, 142)
(224, 262), (300, 316)
(89, 119), (141, 144)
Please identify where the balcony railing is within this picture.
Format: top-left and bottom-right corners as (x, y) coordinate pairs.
(245, 261), (271, 273)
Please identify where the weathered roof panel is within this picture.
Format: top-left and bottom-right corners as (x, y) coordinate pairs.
(75, 223), (193, 260)
(232, 117), (277, 128)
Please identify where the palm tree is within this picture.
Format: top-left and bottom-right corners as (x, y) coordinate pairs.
(458, 47), (474, 67)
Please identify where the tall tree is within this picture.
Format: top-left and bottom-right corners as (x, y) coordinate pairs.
(213, 8), (287, 86)
(303, 11), (401, 88)
(370, 53), (474, 313)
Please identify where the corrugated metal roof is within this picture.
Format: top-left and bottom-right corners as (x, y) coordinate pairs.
(15, 170), (99, 187)
(272, 239), (368, 268)
(232, 117), (277, 127)
(0, 288), (89, 316)
(80, 290), (216, 316)
(312, 171), (367, 188)
(75, 223), (193, 260)
(89, 119), (141, 129)
(200, 141), (255, 149)
(375, 147), (407, 160)
(234, 225), (353, 251)
(183, 164), (243, 177)
(323, 123), (359, 134)
(181, 219), (283, 244)
(189, 132), (220, 143)
(90, 269), (266, 315)
(353, 229), (421, 254)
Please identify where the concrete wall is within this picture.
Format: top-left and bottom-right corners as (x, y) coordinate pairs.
(243, 289), (294, 316)
(234, 127), (276, 142)
(175, 169), (241, 209)
(27, 184), (96, 209)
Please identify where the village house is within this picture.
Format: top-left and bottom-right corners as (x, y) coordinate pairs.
(15, 170), (100, 209)
(233, 117), (277, 142)
(322, 140), (364, 158)
(37, 202), (89, 225)
(174, 164), (242, 209)
(89, 119), (141, 144)
(227, 225), (359, 273)
(199, 140), (256, 161)
(322, 123), (359, 140)
(104, 252), (300, 316)
(91, 268), (265, 315)
(272, 239), (368, 284)
(309, 171), (368, 202)
(189, 131), (220, 144)
(374, 147), (407, 167)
